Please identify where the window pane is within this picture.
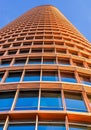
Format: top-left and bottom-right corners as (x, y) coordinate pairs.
(88, 95), (91, 107)
(5, 71), (22, 82)
(40, 91), (63, 110)
(38, 123), (65, 130)
(0, 124), (4, 130)
(0, 59), (11, 67)
(80, 75), (91, 86)
(42, 71), (58, 81)
(0, 92), (14, 111)
(43, 59), (56, 64)
(0, 72), (4, 82)
(14, 59), (26, 66)
(15, 91), (38, 110)
(69, 124), (91, 130)
(58, 59), (70, 66)
(65, 92), (87, 112)
(23, 71), (40, 81)
(8, 122), (35, 130)
(28, 58), (41, 64)
(61, 72), (77, 83)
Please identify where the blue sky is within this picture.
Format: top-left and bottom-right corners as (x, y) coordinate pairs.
(0, 0), (91, 42)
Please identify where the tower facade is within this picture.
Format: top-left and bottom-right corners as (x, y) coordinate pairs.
(0, 5), (91, 130)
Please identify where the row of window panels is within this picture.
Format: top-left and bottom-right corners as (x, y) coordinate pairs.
(0, 70), (91, 86)
(0, 29), (86, 41)
(0, 42), (89, 53)
(0, 29), (68, 37)
(1, 120), (91, 130)
(0, 48), (90, 59)
(0, 90), (90, 112)
(0, 57), (91, 69)
(0, 27), (80, 39)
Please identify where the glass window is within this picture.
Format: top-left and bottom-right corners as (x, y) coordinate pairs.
(0, 124), (4, 130)
(64, 92), (87, 112)
(61, 72), (77, 83)
(8, 50), (17, 55)
(43, 58), (56, 64)
(79, 74), (91, 86)
(28, 58), (41, 64)
(88, 95), (91, 107)
(23, 71), (40, 81)
(0, 51), (5, 56)
(73, 61), (84, 67)
(58, 58), (70, 66)
(8, 122), (35, 130)
(42, 71), (58, 81)
(69, 124), (91, 130)
(15, 91), (38, 110)
(69, 51), (78, 55)
(56, 49), (66, 54)
(19, 49), (29, 54)
(38, 122), (66, 130)
(0, 91), (14, 111)
(40, 91), (63, 110)
(23, 42), (32, 46)
(13, 58), (26, 66)
(31, 49), (42, 53)
(0, 72), (4, 82)
(5, 71), (22, 83)
(44, 48), (54, 53)
(0, 59), (11, 67)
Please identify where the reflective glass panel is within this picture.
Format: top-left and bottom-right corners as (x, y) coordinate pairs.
(14, 59), (26, 66)
(23, 71), (40, 81)
(61, 73), (77, 83)
(0, 124), (3, 130)
(0, 72), (4, 82)
(80, 75), (91, 86)
(5, 71), (22, 82)
(42, 71), (58, 81)
(40, 91), (63, 110)
(28, 58), (41, 64)
(58, 59), (70, 66)
(65, 92), (87, 112)
(69, 124), (91, 130)
(0, 60), (11, 67)
(38, 123), (65, 130)
(8, 122), (35, 130)
(15, 91), (38, 110)
(43, 59), (55, 64)
(0, 92), (14, 111)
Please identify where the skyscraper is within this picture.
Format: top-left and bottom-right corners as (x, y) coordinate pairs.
(0, 5), (91, 130)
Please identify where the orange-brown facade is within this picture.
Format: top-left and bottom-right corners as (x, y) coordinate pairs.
(0, 5), (91, 130)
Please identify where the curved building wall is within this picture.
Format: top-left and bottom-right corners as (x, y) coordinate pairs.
(0, 5), (91, 130)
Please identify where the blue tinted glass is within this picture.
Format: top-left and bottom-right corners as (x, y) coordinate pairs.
(43, 59), (55, 64)
(69, 125), (89, 130)
(0, 92), (14, 111)
(14, 59), (26, 66)
(42, 72), (58, 81)
(61, 77), (77, 83)
(81, 81), (91, 86)
(8, 124), (35, 130)
(0, 63), (10, 67)
(65, 93), (87, 112)
(0, 125), (3, 130)
(23, 71), (40, 81)
(0, 73), (4, 82)
(5, 72), (21, 82)
(28, 59), (41, 64)
(15, 91), (38, 110)
(38, 124), (65, 130)
(40, 92), (62, 110)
